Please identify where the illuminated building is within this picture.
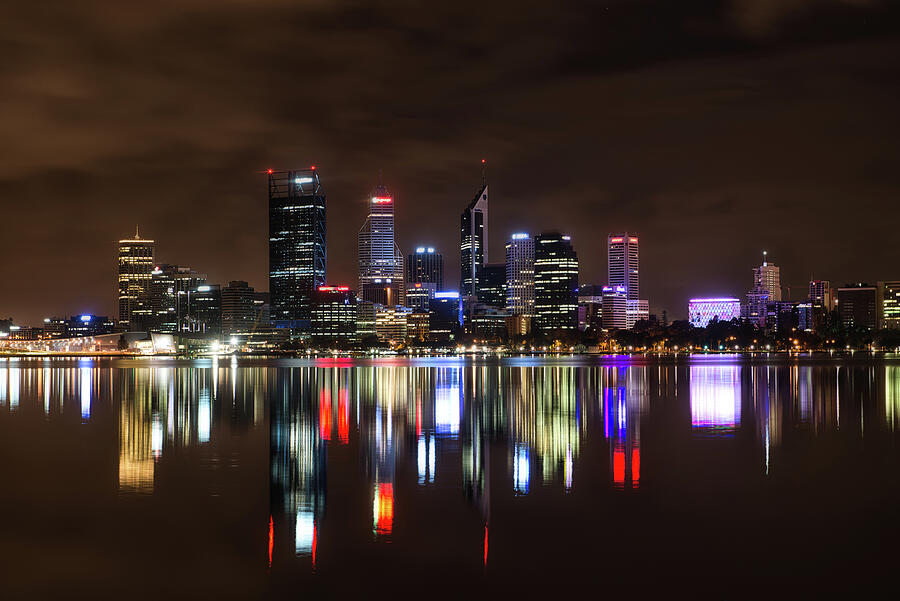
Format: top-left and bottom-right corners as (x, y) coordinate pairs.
(405, 282), (437, 312)
(358, 181), (404, 306)
(41, 317), (67, 338)
(882, 281), (900, 329)
(407, 246), (443, 289)
(184, 284), (222, 337)
(268, 168), (326, 329)
(809, 279), (831, 309)
(375, 305), (412, 342)
(626, 299), (649, 328)
(65, 314), (115, 337)
(469, 305), (508, 337)
(506, 233), (535, 317)
(608, 233), (639, 300)
(753, 251), (782, 301)
(534, 233), (579, 333)
(407, 312), (430, 341)
(688, 298), (742, 328)
(310, 286), (357, 341)
(837, 283), (881, 330)
(221, 281), (257, 335)
(429, 292), (462, 342)
(143, 264), (209, 334)
(356, 300), (377, 340)
(601, 286), (627, 330)
(478, 263), (506, 309)
(577, 284), (603, 333)
(118, 228), (155, 329)
(461, 166), (489, 317)
(744, 289), (770, 328)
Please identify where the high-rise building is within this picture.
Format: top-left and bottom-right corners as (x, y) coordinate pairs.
(118, 229), (155, 329)
(268, 168), (326, 329)
(184, 284), (222, 337)
(222, 281), (257, 335)
(406, 247), (443, 289)
(478, 263), (507, 309)
(506, 233), (535, 317)
(809, 280), (831, 309)
(460, 170), (489, 302)
(883, 281), (900, 329)
(688, 298), (742, 328)
(430, 292), (462, 342)
(753, 252), (782, 302)
(534, 233), (579, 333)
(358, 182), (404, 306)
(601, 286), (628, 330)
(608, 234), (639, 300)
(311, 286), (357, 342)
(837, 283), (881, 330)
(405, 282), (437, 312)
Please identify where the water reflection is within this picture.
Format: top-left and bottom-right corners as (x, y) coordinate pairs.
(1, 357), (900, 586)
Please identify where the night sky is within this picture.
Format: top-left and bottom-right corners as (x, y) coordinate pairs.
(2, 0), (899, 324)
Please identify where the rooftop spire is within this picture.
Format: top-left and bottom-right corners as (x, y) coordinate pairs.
(135, 224), (140, 240)
(481, 158), (486, 187)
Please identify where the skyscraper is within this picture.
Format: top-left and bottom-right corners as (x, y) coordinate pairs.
(221, 280), (257, 335)
(268, 168), (326, 329)
(753, 252), (782, 301)
(118, 228), (155, 329)
(505, 233), (535, 317)
(837, 283), (881, 330)
(460, 166), (489, 301)
(478, 263), (507, 309)
(358, 181), (404, 305)
(406, 246), (443, 289)
(882, 281), (900, 329)
(809, 280), (831, 309)
(534, 233), (579, 333)
(608, 234), (639, 300)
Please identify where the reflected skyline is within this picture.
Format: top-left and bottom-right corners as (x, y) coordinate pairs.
(2, 356), (900, 595)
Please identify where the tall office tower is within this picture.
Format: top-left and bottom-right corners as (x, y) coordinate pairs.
(837, 283), (881, 330)
(478, 263), (507, 308)
(460, 166), (489, 301)
(406, 246), (444, 289)
(506, 233), (535, 317)
(311, 286), (358, 342)
(608, 233), (639, 300)
(809, 280), (831, 308)
(753, 252), (782, 301)
(269, 168), (326, 329)
(534, 233), (579, 333)
(882, 281), (900, 329)
(221, 281), (257, 335)
(118, 228), (155, 329)
(358, 181), (404, 305)
(184, 284), (222, 337)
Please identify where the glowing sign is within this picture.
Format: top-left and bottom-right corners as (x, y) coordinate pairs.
(434, 291), (460, 299)
(562, 235), (571, 241)
(427, 247), (434, 253)
(80, 315), (91, 322)
(294, 177), (314, 184)
(629, 237), (638, 243)
(416, 247), (425, 253)
(610, 237), (623, 243)
(318, 286), (350, 292)
(511, 233), (529, 240)
(197, 285), (211, 292)
(372, 197), (393, 203)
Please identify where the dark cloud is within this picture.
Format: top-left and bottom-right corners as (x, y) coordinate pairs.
(1, 0), (899, 322)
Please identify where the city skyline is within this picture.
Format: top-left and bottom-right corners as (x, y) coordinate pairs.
(2, 2), (899, 326)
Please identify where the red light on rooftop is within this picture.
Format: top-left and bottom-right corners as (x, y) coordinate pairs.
(267, 168), (273, 175)
(310, 165), (316, 170)
(481, 158), (486, 164)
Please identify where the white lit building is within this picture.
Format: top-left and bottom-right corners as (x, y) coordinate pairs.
(688, 298), (742, 328)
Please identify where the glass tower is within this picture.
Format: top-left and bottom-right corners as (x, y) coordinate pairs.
(358, 182), (404, 306)
(118, 229), (155, 329)
(607, 233), (639, 300)
(534, 233), (579, 333)
(268, 168), (326, 329)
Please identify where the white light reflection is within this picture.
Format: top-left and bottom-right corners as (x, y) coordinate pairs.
(514, 444), (530, 495)
(9, 367), (19, 410)
(417, 435), (427, 484)
(690, 366), (740, 436)
(80, 366), (91, 420)
(295, 510), (316, 555)
(199, 390), (211, 443)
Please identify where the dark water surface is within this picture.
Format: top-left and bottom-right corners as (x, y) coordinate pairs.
(2, 355), (900, 599)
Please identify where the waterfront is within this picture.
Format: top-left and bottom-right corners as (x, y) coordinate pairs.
(1, 355), (899, 599)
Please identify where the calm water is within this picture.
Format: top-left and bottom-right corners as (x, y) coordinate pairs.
(2, 355), (900, 599)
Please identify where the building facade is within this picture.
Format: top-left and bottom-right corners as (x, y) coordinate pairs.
(118, 230), (155, 329)
(608, 234), (639, 300)
(310, 286), (357, 342)
(269, 168), (326, 329)
(358, 182), (404, 306)
(222, 281), (257, 335)
(837, 283), (881, 330)
(406, 247), (443, 290)
(506, 233), (535, 317)
(460, 181), (489, 301)
(534, 233), (579, 333)
(883, 281), (900, 329)
(688, 298), (742, 328)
